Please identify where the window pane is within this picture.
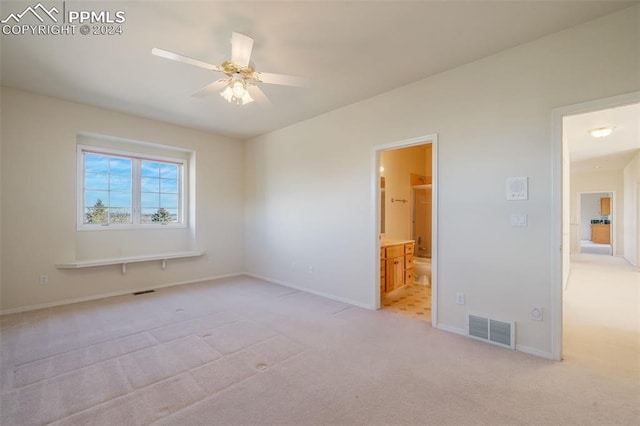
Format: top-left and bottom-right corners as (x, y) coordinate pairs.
(161, 178), (178, 193)
(84, 192), (108, 224)
(160, 194), (178, 208)
(110, 175), (131, 191)
(85, 154), (108, 173)
(84, 207), (107, 224)
(140, 208), (156, 223)
(160, 164), (178, 179)
(165, 209), (178, 223)
(141, 193), (159, 208)
(110, 191), (131, 208)
(85, 190), (108, 207)
(84, 172), (108, 190)
(109, 208), (132, 224)
(141, 161), (161, 177)
(109, 158), (131, 175)
(141, 177), (159, 193)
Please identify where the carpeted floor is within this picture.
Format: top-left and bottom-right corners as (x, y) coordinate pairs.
(1, 274), (638, 425)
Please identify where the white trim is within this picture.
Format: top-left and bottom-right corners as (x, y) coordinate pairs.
(431, 136), (439, 326)
(435, 323), (467, 336)
(551, 90), (640, 362)
(0, 273), (244, 315)
(371, 134), (439, 325)
(515, 345), (554, 360)
(438, 323), (553, 358)
(244, 273), (374, 310)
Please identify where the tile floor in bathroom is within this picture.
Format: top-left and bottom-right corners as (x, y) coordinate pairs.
(381, 283), (431, 321)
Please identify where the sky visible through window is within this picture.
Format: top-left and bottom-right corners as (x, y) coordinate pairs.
(83, 152), (179, 224)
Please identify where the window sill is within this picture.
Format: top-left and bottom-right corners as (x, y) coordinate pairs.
(56, 250), (206, 274)
(77, 223), (187, 231)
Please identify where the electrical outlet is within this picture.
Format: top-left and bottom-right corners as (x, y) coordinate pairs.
(39, 275), (49, 286)
(530, 306), (543, 321)
(455, 292), (465, 305)
(308, 265), (314, 274)
(207, 256), (214, 264)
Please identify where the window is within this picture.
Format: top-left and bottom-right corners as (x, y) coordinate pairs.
(79, 146), (184, 228)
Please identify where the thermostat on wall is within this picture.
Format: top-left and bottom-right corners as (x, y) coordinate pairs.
(506, 177), (528, 201)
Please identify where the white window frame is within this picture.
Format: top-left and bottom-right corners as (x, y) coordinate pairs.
(77, 145), (187, 230)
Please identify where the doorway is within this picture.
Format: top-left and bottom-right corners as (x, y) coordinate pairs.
(578, 191), (613, 255)
(552, 92), (640, 363)
(373, 134), (438, 325)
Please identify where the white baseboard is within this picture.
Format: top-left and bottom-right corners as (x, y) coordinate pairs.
(244, 273), (374, 310)
(515, 344), (554, 360)
(437, 323), (554, 360)
(0, 273), (243, 315)
(435, 323), (467, 336)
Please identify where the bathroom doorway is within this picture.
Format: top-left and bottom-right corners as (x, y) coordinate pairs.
(578, 191), (613, 255)
(374, 134), (438, 325)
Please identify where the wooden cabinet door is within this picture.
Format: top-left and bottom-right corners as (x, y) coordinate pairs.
(600, 197), (611, 215)
(385, 256), (404, 292)
(385, 258), (396, 292)
(591, 225), (611, 244)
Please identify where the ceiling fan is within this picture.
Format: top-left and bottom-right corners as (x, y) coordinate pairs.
(152, 32), (308, 105)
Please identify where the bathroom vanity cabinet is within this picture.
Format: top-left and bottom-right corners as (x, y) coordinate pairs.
(380, 240), (414, 295)
(591, 224), (611, 244)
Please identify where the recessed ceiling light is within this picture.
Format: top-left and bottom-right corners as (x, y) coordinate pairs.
(588, 127), (614, 138)
(594, 165), (602, 169)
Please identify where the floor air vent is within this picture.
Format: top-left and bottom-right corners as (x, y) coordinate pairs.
(132, 290), (155, 296)
(468, 314), (515, 349)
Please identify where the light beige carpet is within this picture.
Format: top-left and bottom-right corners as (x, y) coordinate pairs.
(1, 275), (638, 425)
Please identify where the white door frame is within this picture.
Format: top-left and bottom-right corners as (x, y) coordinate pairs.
(551, 91), (640, 361)
(372, 134), (438, 325)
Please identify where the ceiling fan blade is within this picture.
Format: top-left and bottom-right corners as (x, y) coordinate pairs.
(247, 85), (271, 105)
(152, 48), (221, 72)
(257, 72), (309, 87)
(192, 79), (228, 98)
(231, 32), (254, 68)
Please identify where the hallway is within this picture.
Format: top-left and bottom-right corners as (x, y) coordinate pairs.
(563, 254), (640, 379)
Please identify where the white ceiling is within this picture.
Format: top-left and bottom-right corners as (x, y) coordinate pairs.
(565, 103), (640, 172)
(1, 1), (635, 139)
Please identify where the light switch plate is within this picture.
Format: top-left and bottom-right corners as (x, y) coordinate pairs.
(506, 177), (528, 200)
(510, 213), (528, 227)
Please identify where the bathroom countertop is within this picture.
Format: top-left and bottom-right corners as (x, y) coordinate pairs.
(380, 239), (415, 247)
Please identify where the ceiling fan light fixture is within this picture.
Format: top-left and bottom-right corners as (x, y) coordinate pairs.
(153, 31), (308, 106)
(588, 126), (614, 138)
(231, 79), (246, 98)
(220, 80), (254, 105)
(241, 90), (254, 105)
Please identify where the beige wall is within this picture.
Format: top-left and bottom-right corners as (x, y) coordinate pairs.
(381, 144), (428, 240)
(623, 151), (640, 266)
(1, 88), (245, 312)
(570, 170), (624, 255)
(244, 7), (640, 357)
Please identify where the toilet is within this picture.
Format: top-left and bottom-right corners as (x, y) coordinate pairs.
(413, 257), (432, 285)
